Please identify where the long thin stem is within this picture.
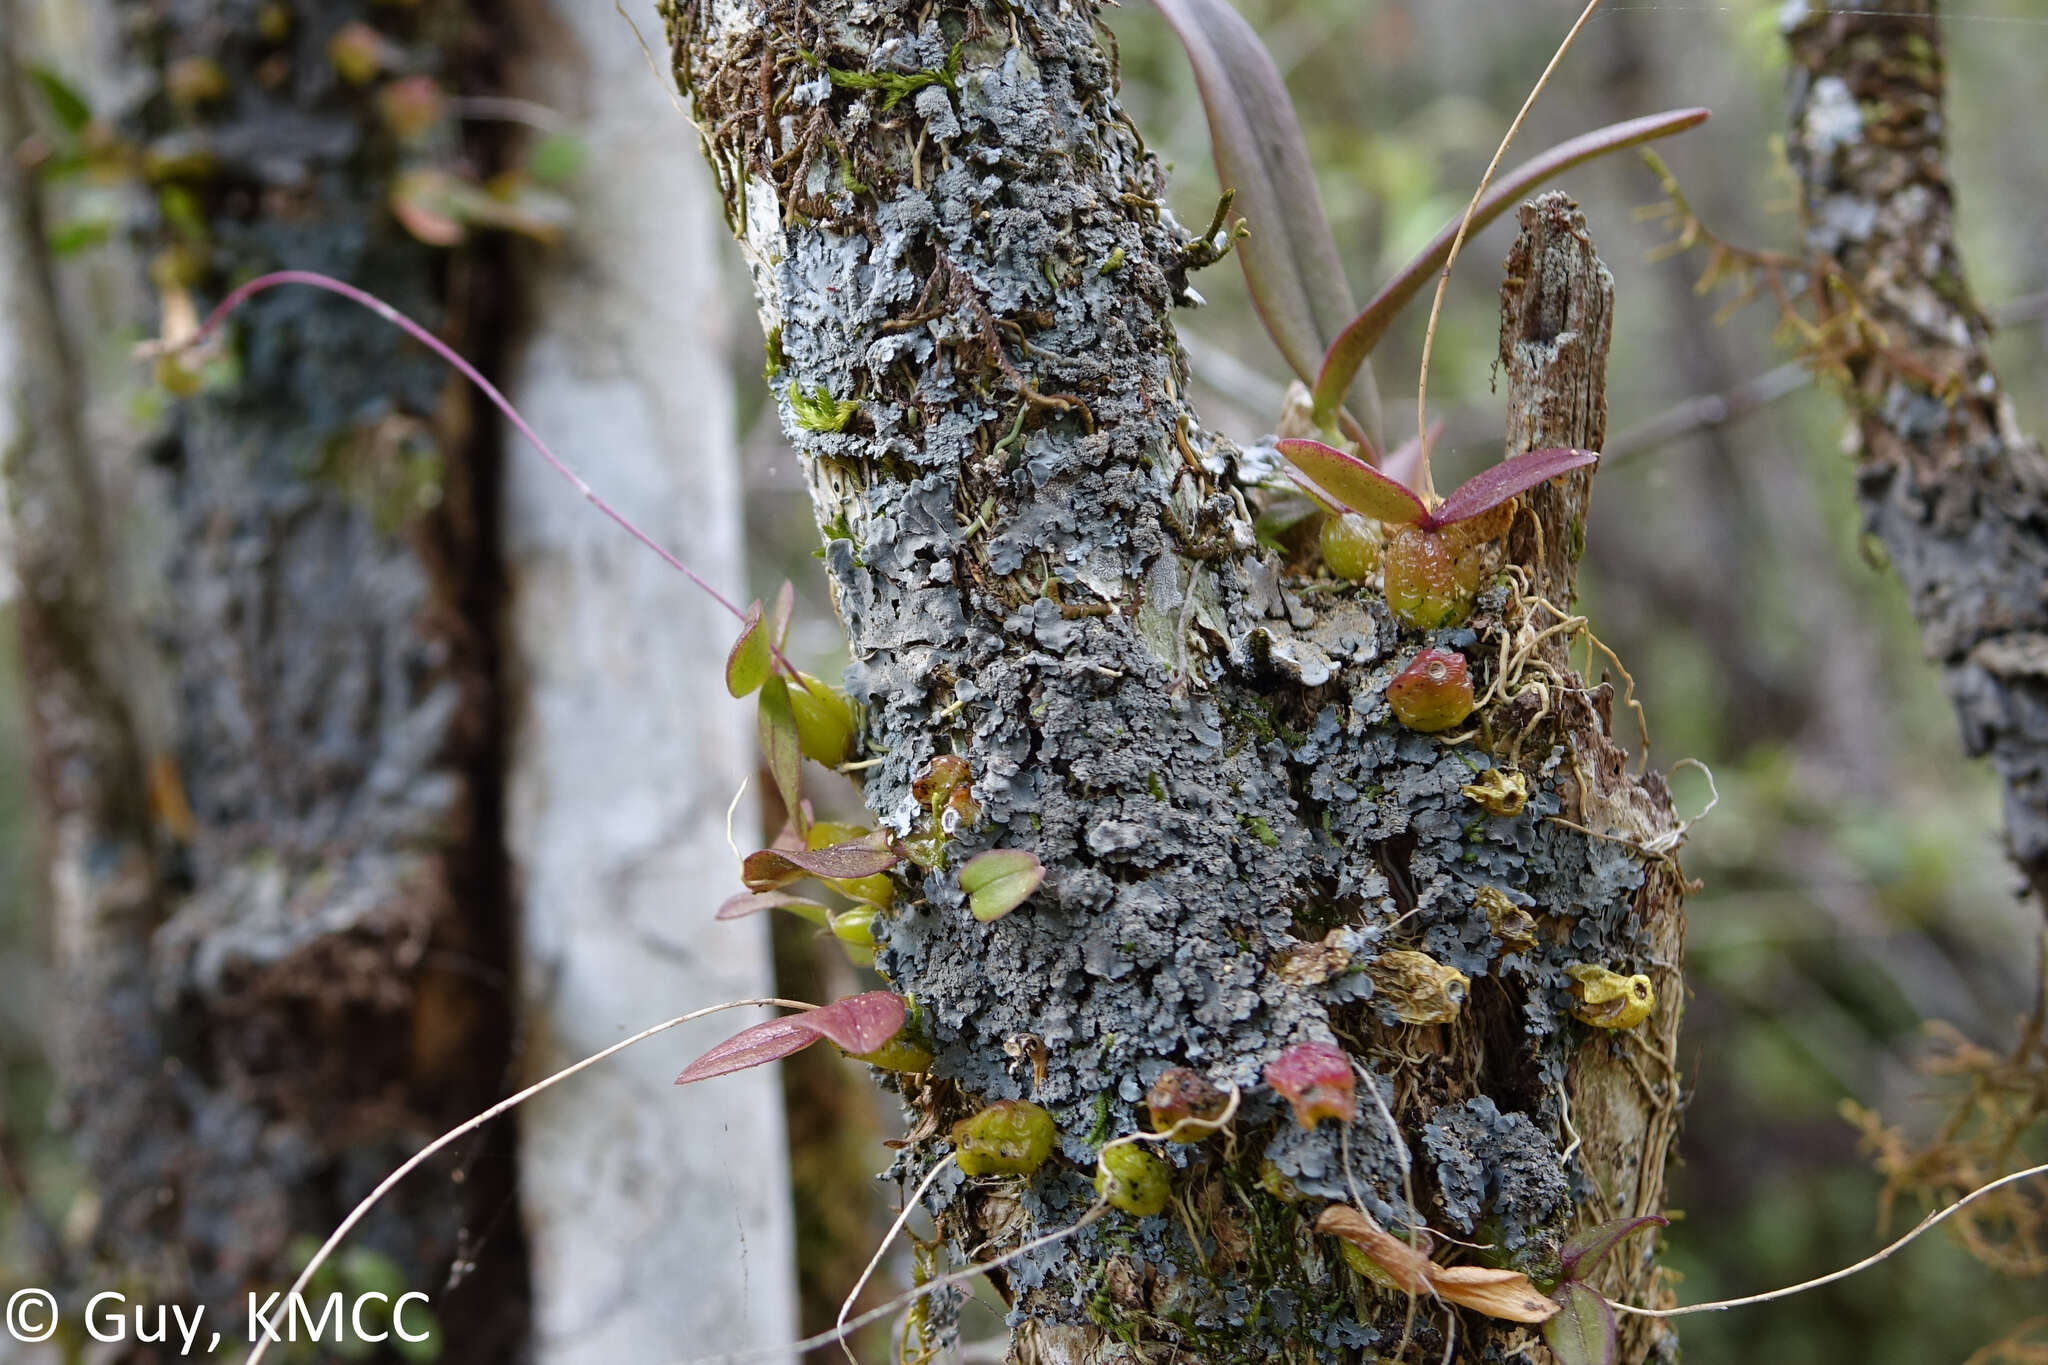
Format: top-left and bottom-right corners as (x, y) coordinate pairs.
(241, 996), (820, 1365)
(184, 271), (751, 624)
(1612, 1159), (2048, 1319)
(1414, 0), (1606, 498)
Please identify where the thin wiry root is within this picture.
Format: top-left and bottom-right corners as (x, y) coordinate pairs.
(1614, 1158), (2048, 1320)
(1473, 568), (1656, 769)
(839, 1156), (959, 1365)
(675, 1205), (1112, 1364)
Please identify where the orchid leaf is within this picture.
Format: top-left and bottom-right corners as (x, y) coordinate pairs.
(725, 600), (772, 697)
(674, 992), (909, 1085)
(770, 578), (795, 648)
(1310, 108), (1710, 430)
(960, 848), (1044, 923)
(674, 1014), (823, 1085)
(714, 889), (833, 927)
(1148, 0), (1377, 442)
(801, 990), (909, 1054)
(758, 676), (805, 834)
(1276, 439), (1429, 526)
(1432, 447), (1598, 527)
(1541, 1282), (1617, 1365)
(742, 835), (902, 892)
(1558, 1213), (1668, 1282)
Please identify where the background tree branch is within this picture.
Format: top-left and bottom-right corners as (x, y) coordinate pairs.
(1785, 0), (2048, 913)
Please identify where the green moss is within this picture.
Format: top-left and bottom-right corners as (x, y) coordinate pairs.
(798, 43), (961, 110)
(1240, 814), (1279, 848)
(791, 385), (859, 432)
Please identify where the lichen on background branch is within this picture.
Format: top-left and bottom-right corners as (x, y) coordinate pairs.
(1784, 1), (2048, 913)
(664, 3), (1687, 1360)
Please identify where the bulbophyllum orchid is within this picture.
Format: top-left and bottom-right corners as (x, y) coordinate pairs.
(1278, 438), (1598, 629)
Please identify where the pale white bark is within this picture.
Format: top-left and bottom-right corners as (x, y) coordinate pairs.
(503, 8), (796, 1362)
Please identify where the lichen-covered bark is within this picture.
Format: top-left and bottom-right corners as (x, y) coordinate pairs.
(666, 4), (1685, 1359)
(5, 0), (526, 1343)
(1785, 1), (2048, 911)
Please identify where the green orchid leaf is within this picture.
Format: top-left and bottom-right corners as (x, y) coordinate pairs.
(1149, 0), (1378, 442)
(757, 676), (805, 834)
(726, 599), (773, 697)
(960, 848), (1045, 923)
(1541, 1282), (1617, 1365)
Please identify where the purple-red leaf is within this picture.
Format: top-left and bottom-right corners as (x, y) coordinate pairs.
(715, 890), (832, 926)
(1276, 440), (1428, 526)
(770, 578), (795, 649)
(1541, 1282), (1617, 1365)
(674, 992), (910, 1086)
(1432, 447), (1598, 528)
(741, 835), (902, 892)
(726, 599), (772, 698)
(1148, 0), (1376, 439)
(675, 1014), (825, 1086)
(1558, 1214), (1668, 1282)
(801, 990), (909, 1055)
(1310, 108), (1710, 431)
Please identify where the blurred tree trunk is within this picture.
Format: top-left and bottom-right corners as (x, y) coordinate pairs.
(666, 0), (1689, 1358)
(1784, 1), (2048, 915)
(0, 0), (528, 1349)
(499, 3), (797, 1361)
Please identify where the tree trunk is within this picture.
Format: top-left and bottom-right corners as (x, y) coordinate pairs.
(499, 2), (798, 1359)
(1784, 0), (2048, 914)
(664, 1), (1687, 1358)
(2, 0), (527, 1347)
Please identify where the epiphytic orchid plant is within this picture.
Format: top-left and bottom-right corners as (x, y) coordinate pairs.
(1279, 436), (1597, 628)
(1147, 0), (1705, 454)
